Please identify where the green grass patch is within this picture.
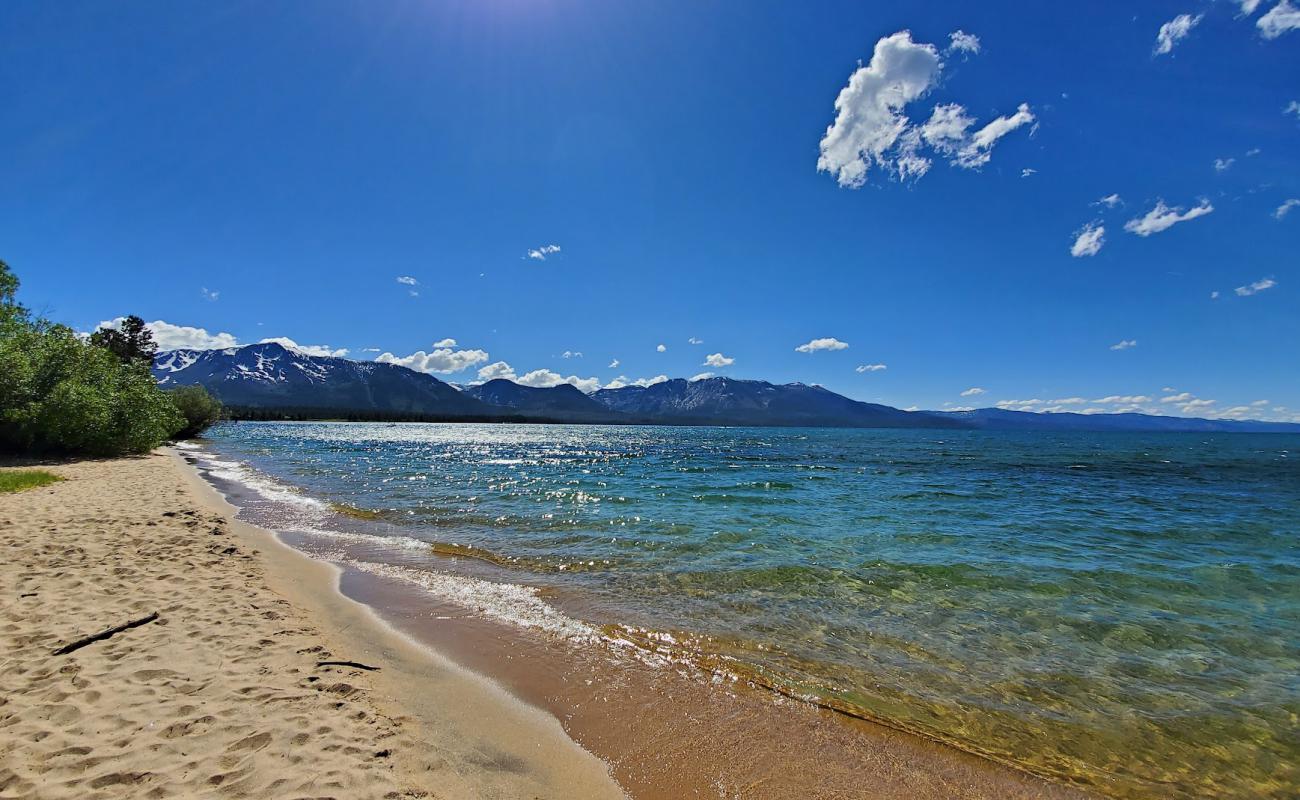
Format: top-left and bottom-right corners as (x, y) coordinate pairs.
(0, 469), (64, 493)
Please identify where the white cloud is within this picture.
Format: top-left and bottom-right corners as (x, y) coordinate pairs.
(960, 387), (986, 397)
(1214, 157), (1235, 172)
(525, 244), (562, 261)
(1110, 339), (1138, 351)
(817, 31), (943, 187)
(703, 352), (734, 367)
(947, 30), (981, 55)
(562, 350), (583, 359)
(1274, 199), (1300, 219)
(1181, 398), (1216, 413)
(515, 368), (600, 393)
(817, 31), (1033, 186)
(953, 104), (1036, 169)
(1246, 147), (1261, 156)
(1161, 392), (1195, 403)
(477, 361), (517, 382)
(690, 372), (715, 382)
(98, 318), (240, 351)
(1123, 199), (1214, 236)
(432, 338), (457, 348)
(604, 375), (669, 390)
(1239, 0), (1264, 14)
(1211, 290), (1221, 299)
(656, 344), (667, 352)
(1021, 168), (1037, 178)
(396, 276), (418, 286)
(1286, 100), (1300, 118)
(795, 337), (849, 353)
(1251, 399), (1269, 406)
(608, 358), (620, 368)
(200, 287), (219, 302)
(1071, 222), (1105, 257)
(1235, 277), (1276, 296)
(856, 364), (887, 373)
(1154, 13), (1203, 55)
(1094, 394), (1152, 404)
(408, 290), (419, 298)
(995, 399), (1044, 410)
(1258, 0), (1300, 38)
(688, 337), (704, 345)
(1094, 193), (1123, 208)
(259, 337), (349, 358)
(376, 345), (489, 374)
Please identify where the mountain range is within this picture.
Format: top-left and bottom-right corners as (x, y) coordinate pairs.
(152, 343), (1300, 433)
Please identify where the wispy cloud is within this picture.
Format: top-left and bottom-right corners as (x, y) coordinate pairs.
(795, 337), (849, 353)
(1214, 157), (1235, 172)
(396, 276), (418, 286)
(960, 387), (986, 397)
(562, 350), (583, 359)
(525, 244), (562, 261)
(1258, 0), (1300, 38)
(688, 337), (704, 345)
(608, 358), (620, 368)
(1154, 13), (1203, 55)
(200, 287), (220, 302)
(1274, 198), (1300, 219)
(1110, 339), (1138, 351)
(1070, 222), (1105, 257)
(1021, 168), (1037, 178)
(1094, 193), (1123, 208)
(1235, 277), (1276, 296)
(1124, 200), (1214, 236)
(856, 364), (887, 373)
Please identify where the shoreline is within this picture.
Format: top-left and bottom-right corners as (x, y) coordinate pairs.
(0, 451), (624, 799)
(173, 443), (1100, 799)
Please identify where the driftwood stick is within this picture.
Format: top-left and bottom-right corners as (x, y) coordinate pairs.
(316, 660), (380, 671)
(52, 612), (160, 656)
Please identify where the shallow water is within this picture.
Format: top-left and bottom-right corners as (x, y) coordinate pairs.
(193, 422), (1300, 799)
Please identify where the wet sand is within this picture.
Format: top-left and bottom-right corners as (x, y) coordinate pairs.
(0, 453), (623, 799)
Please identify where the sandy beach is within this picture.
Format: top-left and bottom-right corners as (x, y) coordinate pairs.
(0, 452), (624, 799)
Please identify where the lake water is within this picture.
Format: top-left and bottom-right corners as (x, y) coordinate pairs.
(190, 421), (1300, 799)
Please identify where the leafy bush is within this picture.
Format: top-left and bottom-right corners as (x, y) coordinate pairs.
(0, 260), (185, 456)
(167, 385), (223, 439)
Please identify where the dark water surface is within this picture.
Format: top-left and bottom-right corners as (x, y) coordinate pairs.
(190, 422), (1300, 799)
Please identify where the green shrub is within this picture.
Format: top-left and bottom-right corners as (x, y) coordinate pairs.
(0, 260), (185, 456)
(167, 385), (223, 439)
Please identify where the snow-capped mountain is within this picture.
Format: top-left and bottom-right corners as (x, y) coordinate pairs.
(152, 341), (491, 416)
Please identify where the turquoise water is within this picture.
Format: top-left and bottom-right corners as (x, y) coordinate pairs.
(197, 421), (1300, 799)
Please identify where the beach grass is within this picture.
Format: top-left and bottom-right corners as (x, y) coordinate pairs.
(0, 469), (63, 493)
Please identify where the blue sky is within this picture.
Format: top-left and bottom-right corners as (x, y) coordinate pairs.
(3, 1), (1297, 419)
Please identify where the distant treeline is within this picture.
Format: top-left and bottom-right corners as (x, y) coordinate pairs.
(222, 405), (606, 426)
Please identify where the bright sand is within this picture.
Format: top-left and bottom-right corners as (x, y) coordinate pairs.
(0, 452), (625, 799)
